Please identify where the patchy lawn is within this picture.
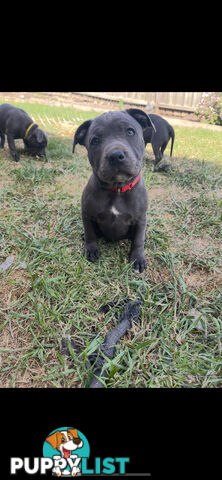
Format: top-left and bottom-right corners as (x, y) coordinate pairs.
(0, 108), (222, 387)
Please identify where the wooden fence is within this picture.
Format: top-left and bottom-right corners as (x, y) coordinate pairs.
(105, 92), (203, 111)
(78, 92), (203, 112)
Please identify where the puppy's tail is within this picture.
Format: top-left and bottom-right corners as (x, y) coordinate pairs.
(169, 126), (175, 157)
(72, 138), (76, 154)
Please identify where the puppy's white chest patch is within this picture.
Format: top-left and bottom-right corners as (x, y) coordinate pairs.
(110, 205), (120, 216)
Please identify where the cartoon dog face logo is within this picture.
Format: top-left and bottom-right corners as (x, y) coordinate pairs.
(46, 429), (84, 476)
(46, 429), (83, 459)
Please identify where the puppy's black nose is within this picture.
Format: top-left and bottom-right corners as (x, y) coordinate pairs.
(108, 150), (125, 164)
(73, 438), (82, 445)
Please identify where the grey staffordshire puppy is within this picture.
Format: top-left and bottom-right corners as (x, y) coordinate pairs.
(143, 113), (175, 171)
(72, 108), (156, 272)
(0, 103), (47, 162)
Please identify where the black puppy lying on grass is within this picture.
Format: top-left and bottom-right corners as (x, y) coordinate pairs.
(0, 103), (47, 162)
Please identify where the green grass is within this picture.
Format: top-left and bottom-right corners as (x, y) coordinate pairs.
(171, 126), (222, 165)
(0, 98), (101, 136)
(0, 103), (222, 388)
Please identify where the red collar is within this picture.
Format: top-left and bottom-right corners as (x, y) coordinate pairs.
(109, 173), (141, 193)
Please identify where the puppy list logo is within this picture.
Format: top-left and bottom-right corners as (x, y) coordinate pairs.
(10, 427), (130, 476)
(43, 427), (89, 476)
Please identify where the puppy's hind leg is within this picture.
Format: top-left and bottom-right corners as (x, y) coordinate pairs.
(153, 142), (171, 173)
(157, 140), (172, 172)
(0, 130), (5, 148)
(152, 144), (163, 172)
(7, 133), (20, 162)
(160, 140), (168, 156)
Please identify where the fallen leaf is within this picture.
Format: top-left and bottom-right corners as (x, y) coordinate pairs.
(0, 255), (15, 272)
(186, 308), (206, 333)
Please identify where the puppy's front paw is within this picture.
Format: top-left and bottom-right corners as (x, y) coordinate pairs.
(82, 244), (99, 262)
(71, 466), (81, 476)
(130, 252), (147, 273)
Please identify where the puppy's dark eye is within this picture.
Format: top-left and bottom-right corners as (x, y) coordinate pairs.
(127, 128), (135, 136)
(91, 136), (99, 145)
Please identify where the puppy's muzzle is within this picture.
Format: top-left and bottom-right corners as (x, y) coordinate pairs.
(107, 150), (126, 166)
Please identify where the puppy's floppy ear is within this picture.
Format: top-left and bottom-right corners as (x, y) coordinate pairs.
(46, 431), (60, 450)
(68, 428), (79, 439)
(36, 128), (45, 143)
(72, 119), (92, 153)
(68, 429), (83, 446)
(125, 108), (156, 133)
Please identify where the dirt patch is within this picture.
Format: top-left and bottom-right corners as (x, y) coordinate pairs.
(184, 269), (222, 290)
(0, 174), (13, 190)
(172, 233), (221, 255)
(149, 184), (198, 202)
(147, 264), (172, 285)
(55, 173), (87, 197)
(0, 269), (31, 308)
(0, 268), (59, 388)
(0, 322), (53, 387)
(148, 187), (168, 199)
(206, 190), (222, 199)
(36, 172), (88, 201)
(191, 237), (215, 252)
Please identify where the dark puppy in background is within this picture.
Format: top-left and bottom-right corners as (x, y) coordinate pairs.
(0, 103), (47, 162)
(143, 113), (175, 171)
(73, 108), (156, 272)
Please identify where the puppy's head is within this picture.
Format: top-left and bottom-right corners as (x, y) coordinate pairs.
(73, 109), (155, 186)
(46, 429), (83, 458)
(24, 125), (47, 157)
